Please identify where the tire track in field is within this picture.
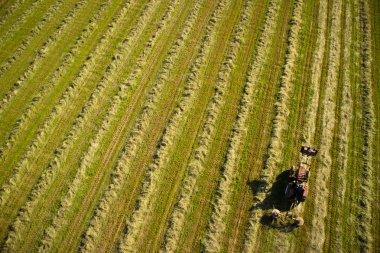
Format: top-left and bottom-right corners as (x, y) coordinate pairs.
(357, 0), (375, 251)
(307, 0), (343, 251)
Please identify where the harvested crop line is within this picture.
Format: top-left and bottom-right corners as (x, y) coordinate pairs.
(329, 1), (352, 251)
(0, 0), (136, 208)
(0, 0), (65, 79)
(38, 0), (178, 250)
(77, 0), (225, 251)
(0, 0), (160, 249)
(0, 0), (46, 47)
(357, 0), (375, 251)
(0, 0), (24, 23)
(0, 0), (28, 26)
(0, 0), (90, 115)
(308, 0), (342, 251)
(115, 1), (231, 252)
(77, 0), (205, 250)
(302, 0), (328, 148)
(0, 0), (114, 161)
(221, 1), (303, 252)
(162, 0), (253, 252)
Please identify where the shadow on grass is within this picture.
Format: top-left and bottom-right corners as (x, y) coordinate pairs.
(247, 169), (299, 232)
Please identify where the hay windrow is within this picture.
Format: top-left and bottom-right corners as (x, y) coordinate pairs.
(1, 0), (163, 249)
(308, 0), (343, 251)
(116, 1), (231, 252)
(37, 0), (182, 251)
(0, 0), (81, 109)
(0, 0), (144, 207)
(0, 0), (26, 26)
(239, 0), (304, 251)
(0, 0), (46, 45)
(357, 0), (375, 251)
(162, 1), (253, 252)
(0, 0), (114, 161)
(330, 1), (352, 251)
(78, 0), (207, 251)
(0, 0), (96, 207)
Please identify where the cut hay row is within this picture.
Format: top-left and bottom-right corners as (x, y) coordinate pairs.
(162, 0), (253, 251)
(38, 0), (178, 250)
(0, 0), (137, 207)
(302, 0), (328, 146)
(357, 0), (375, 251)
(116, 1), (231, 251)
(0, 0), (89, 114)
(0, 0), (62, 78)
(1, 0), (165, 248)
(0, 0), (115, 160)
(0, 0), (25, 25)
(203, 0), (283, 249)
(81, 2), (227, 249)
(195, 0), (287, 250)
(0, 0), (46, 47)
(328, 1), (352, 251)
(76, 0), (198, 250)
(308, 0), (342, 251)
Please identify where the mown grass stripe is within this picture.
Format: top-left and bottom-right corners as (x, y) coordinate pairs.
(114, 0), (233, 251)
(76, 1), (205, 251)
(0, 0), (160, 250)
(326, 1), (352, 251)
(0, 0), (139, 182)
(0, 0), (89, 115)
(0, 0), (118, 160)
(83, 1), (224, 252)
(0, 0), (30, 26)
(357, 0), (376, 251)
(33, 0), (175, 251)
(308, 0), (342, 251)
(47, 0), (188, 248)
(17, 0), (176, 250)
(0, 0), (47, 49)
(0, 0), (61, 77)
(0, 0), (142, 222)
(234, 0), (300, 250)
(162, 0), (252, 251)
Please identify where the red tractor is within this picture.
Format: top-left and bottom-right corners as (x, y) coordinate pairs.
(285, 146), (318, 206)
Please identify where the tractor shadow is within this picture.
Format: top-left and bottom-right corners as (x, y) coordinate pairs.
(247, 169), (297, 232)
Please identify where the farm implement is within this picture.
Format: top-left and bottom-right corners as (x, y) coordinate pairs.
(285, 146), (318, 206)
(268, 146), (318, 228)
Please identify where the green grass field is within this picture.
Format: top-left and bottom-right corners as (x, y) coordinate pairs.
(0, 0), (378, 252)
